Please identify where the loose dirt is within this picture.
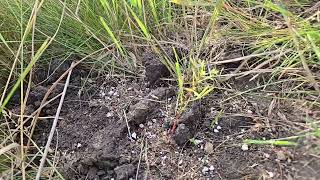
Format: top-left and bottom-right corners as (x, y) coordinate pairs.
(6, 58), (320, 180)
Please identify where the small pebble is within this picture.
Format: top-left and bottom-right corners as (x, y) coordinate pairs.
(241, 144), (249, 151)
(113, 92), (119, 97)
(194, 139), (203, 145)
(139, 124), (144, 128)
(264, 153), (270, 158)
(147, 121), (153, 127)
(97, 170), (106, 176)
(106, 112), (113, 117)
(204, 142), (214, 154)
(276, 151), (286, 161)
(178, 160), (183, 165)
(216, 125), (222, 130)
(152, 119), (157, 123)
(267, 171), (274, 178)
(247, 109), (253, 114)
(209, 166), (215, 171)
(108, 90), (114, 96)
(131, 132), (137, 139)
(202, 167), (209, 174)
(213, 129), (219, 133)
(77, 143), (82, 148)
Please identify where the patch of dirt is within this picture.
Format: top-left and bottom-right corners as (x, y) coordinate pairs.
(8, 58), (320, 180)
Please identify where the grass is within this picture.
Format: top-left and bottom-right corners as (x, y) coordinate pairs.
(0, 0), (319, 179)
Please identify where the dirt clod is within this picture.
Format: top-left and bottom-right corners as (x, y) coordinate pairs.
(204, 142), (214, 154)
(172, 123), (192, 146)
(114, 164), (135, 180)
(128, 87), (174, 125)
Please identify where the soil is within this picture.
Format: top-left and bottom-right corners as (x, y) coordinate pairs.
(5, 56), (320, 180)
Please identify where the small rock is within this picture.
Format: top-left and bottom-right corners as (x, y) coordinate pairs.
(209, 166), (215, 171)
(113, 92), (119, 97)
(152, 119), (157, 123)
(204, 142), (214, 154)
(247, 109), (253, 114)
(178, 160), (183, 165)
(139, 124), (144, 128)
(194, 139), (203, 145)
(131, 132), (137, 139)
(241, 144), (249, 151)
(172, 124), (192, 146)
(108, 91), (114, 96)
(147, 121), (153, 127)
(202, 167), (209, 174)
(216, 125), (222, 130)
(106, 112), (113, 118)
(264, 153), (270, 158)
(276, 151), (286, 161)
(213, 129), (219, 133)
(114, 164), (135, 180)
(267, 171), (274, 178)
(77, 143), (82, 148)
(97, 170), (106, 176)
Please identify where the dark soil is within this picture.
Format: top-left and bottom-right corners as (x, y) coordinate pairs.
(8, 57), (320, 180)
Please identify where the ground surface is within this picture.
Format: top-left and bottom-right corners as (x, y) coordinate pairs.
(17, 58), (319, 180)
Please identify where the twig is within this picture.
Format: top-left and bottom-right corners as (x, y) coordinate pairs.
(35, 63), (73, 180)
(123, 110), (132, 140)
(209, 50), (281, 65)
(136, 137), (145, 180)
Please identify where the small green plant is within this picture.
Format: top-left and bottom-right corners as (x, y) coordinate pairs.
(163, 48), (219, 113)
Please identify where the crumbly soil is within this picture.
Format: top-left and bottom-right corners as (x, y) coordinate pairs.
(8, 56), (320, 180)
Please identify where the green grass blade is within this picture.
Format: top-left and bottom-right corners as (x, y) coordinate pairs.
(125, 2), (151, 39)
(0, 32), (14, 55)
(99, 16), (125, 56)
(244, 139), (298, 146)
(307, 33), (320, 62)
(0, 38), (50, 113)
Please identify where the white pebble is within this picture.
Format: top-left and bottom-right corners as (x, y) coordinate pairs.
(194, 139), (203, 145)
(247, 109), (253, 114)
(216, 125), (222, 130)
(241, 144), (249, 151)
(113, 92), (119, 97)
(147, 121), (153, 126)
(178, 160), (183, 165)
(131, 132), (137, 139)
(213, 129), (219, 133)
(264, 153), (270, 158)
(106, 112), (113, 117)
(77, 143), (82, 148)
(108, 90), (114, 96)
(202, 167), (209, 174)
(139, 124), (144, 128)
(209, 165), (215, 171)
(152, 119), (157, 123)
(267, 171), (274, 178)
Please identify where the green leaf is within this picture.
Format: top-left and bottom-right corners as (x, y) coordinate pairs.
(99, 16), (125, 56)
